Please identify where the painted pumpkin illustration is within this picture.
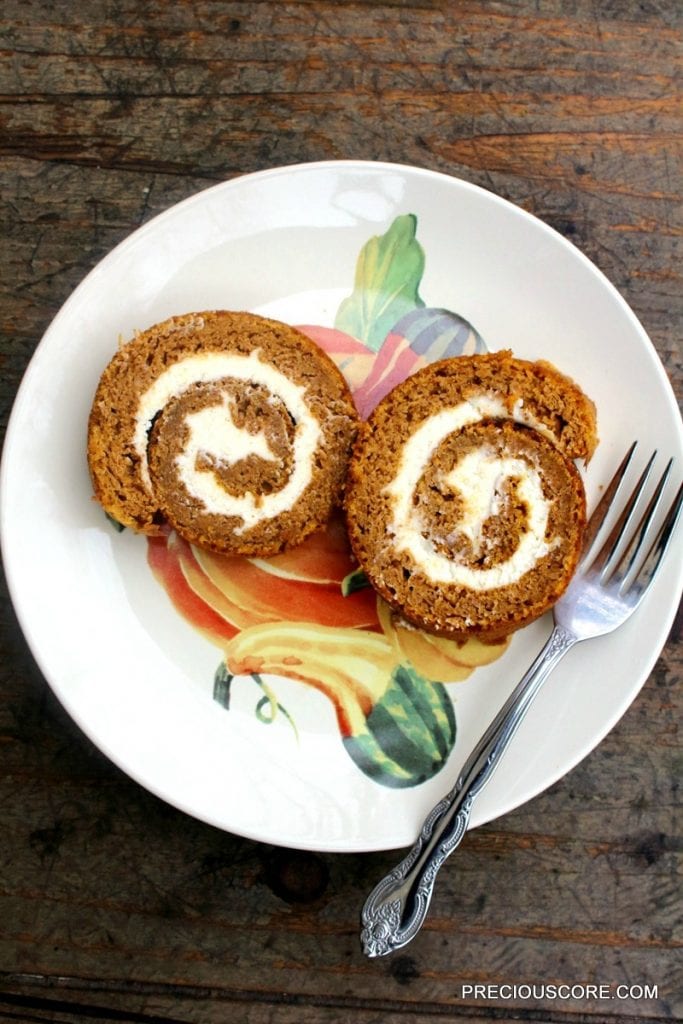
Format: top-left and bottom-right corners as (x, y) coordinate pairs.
(147, 215), (509, 787)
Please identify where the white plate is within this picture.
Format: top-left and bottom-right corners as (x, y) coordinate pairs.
(2, 161), (682, 853)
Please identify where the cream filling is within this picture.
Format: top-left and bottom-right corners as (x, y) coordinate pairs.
(180, 394), (278, 468)
(442, 448), (506, 555)
(134, 350), (321, 531)
(385, 399), (555, 590)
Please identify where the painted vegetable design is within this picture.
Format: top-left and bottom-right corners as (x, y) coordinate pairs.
(147, 215), (508, 788)
(220, 622), (458, 788)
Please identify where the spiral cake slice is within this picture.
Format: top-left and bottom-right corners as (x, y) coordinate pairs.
(87, 311), (359, 555)
(344, 352), (597, 641)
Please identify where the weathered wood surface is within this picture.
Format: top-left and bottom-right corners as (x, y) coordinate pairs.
(1, 1), (681, 1021)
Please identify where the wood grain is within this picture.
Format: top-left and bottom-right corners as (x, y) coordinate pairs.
(1, 1), (681, 1021)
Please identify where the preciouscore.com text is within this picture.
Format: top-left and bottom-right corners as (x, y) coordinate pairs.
(460, 983), (658, 1001)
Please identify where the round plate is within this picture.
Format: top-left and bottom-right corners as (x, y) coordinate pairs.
(2, 161), (682, 852)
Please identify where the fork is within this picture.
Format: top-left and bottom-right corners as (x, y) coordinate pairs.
(361, 443), (683, 958)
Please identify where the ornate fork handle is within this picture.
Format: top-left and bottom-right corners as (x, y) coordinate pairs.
(360, 623), (577, 958)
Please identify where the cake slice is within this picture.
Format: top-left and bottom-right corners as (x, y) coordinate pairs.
(87, 311), (360, 555)
(344, 351), (597, 640)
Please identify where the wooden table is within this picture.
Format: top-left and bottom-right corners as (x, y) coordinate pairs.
(1, 2), (681, 1021)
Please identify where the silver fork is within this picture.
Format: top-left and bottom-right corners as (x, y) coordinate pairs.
(361, 443), (683, 958)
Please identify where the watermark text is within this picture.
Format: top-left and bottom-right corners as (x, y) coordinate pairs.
(460, 983), (658, 1002)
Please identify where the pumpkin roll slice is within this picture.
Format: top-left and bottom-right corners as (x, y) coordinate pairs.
(87, 311), (360, 555)
(345, 353), (596, 641)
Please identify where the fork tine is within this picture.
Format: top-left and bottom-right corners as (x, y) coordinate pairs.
(626, 480), (683, 601)
(596, 450), (658, 578)
(580, 442), (637, 561)
(608, 458), (672, 586)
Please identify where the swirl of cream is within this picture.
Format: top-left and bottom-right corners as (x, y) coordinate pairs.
(134, 349), (321, 532)
(384, 399), (556, 590)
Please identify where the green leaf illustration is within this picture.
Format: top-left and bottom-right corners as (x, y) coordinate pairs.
(105, 512), (126, 532)
(213, 662), (233, 708)
(335, 214), (426, 351)
(341, 567), (370, 597)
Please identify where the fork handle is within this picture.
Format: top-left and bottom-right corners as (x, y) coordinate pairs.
(360, 623), (578, 958)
